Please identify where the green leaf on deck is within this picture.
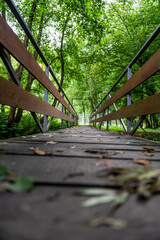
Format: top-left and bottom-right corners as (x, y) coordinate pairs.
(0, 164), (34, 192)
(7, 177), (34, 192)
(78, 188), (115, 196)
(82, 194), (116, 207)
(112, 191), (129, 208)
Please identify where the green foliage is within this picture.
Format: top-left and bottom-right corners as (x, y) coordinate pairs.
(7, 176), (34, 192)
(0, 164), (34, 192)
(1, 0), (160, 136)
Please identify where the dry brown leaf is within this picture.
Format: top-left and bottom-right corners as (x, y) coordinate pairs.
(29, 147), (46, 156)
(133, 158), (150, 166)
(143, 147), (155, 153)
(31, 135), (37, 138)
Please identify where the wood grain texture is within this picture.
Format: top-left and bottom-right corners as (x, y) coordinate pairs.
(0, 126), (160, 239)
(0, 16), (77, 118)
(0, 77), (76, 122)
(90, 49), (160, 119)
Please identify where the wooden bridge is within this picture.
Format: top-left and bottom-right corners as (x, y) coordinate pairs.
(1, 126), (160, 240)
(1, 1), (160, 239)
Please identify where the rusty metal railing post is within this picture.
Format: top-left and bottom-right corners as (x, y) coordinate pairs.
(127, 67), (132, 132)
(43, 65), (49, 132)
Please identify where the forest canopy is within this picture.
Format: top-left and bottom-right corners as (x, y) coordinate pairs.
(0, 0), (160, 137)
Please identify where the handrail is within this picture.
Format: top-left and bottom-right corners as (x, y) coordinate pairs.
(93, 23), (160, 113)
(5, 0), (78, 118)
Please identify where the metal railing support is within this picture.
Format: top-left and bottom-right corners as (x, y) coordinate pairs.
(43, 65), (49, 132)
(130, 115), (146, 135)
(127, 67), (132, 132)
(5, 0), (78, 119)
(108, 94), (127, 132)
(107, 95), (109, 131)
(61, 93), (64, 129)
(0, 46), (44, 132)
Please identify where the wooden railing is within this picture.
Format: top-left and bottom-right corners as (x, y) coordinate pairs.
(90, 23), (160, 134)
(0, 1), (78, 132)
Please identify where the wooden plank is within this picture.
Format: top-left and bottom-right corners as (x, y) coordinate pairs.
(90, 49), (160, 119)
(0, 16), (77, 118)
(1, 186), (160, 240)
(0, 126), (160, 240)
(91, 92), (160, 123)
(0, 77), (76, 122)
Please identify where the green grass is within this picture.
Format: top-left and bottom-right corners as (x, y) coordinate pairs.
(90, 123), (160, 142)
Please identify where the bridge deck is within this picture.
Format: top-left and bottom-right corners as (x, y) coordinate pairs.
(0, 126), (160, 240)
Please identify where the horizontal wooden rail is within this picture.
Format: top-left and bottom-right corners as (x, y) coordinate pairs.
(0, 16), (77, 119)
(90, 92), (160, 123)
(0, 77), (76, 122)
(90, 49), (160, 119)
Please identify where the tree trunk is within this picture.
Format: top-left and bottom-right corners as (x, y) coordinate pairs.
(92, 78), (98, 107)
(145, 116), (151, 128)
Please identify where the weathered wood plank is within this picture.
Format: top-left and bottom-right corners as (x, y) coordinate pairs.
(1, 186), (160, 240)
(1, 126), (160, 240)
(0, 77), (76, 122)
(90, 92), (160, 123)
(90, 49), (160, 118)
(0, 16), (76, 118)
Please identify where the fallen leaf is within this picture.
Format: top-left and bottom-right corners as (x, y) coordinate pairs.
(133, 159), (150, 166)
(143, 147), (155, 153)
(46, 141), (57, 144)
(89, 217), (127, 229)
(29, 147), (46, 156)
(95, 162), (102, 166)
(82, 195), (116, 207)
(103, 159), (108, 162)
(7, 176), (34, 192)
(114, 151), (124, 154)
(0, 164), (34, 192)
(77, 188), (116, 196)
(112, 191), (129, 208)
